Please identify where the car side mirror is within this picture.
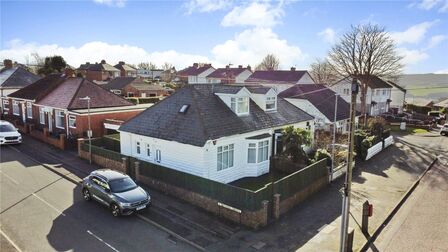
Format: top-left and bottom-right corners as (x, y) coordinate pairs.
(105, 188), (111, 194)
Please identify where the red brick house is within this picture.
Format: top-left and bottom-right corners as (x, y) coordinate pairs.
(114, 61), (137, 77)
(5, 74), (147, 148)
(103, 77), (169, 97)
(77, 60), (120, 83)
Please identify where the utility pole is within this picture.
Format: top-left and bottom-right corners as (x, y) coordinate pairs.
(339, 78), (359, 252)
(331, 93), (339, 181)
(80, 96), (92, 164)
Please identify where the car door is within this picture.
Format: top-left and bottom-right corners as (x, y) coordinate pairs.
(89, 176), (110, 206)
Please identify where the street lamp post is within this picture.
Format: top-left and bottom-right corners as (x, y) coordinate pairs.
(79, 96), (92, 164)
(339, 78), (359, 252)
(331, 94), (339, 181)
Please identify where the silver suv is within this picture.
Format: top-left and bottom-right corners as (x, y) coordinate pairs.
(82, 169), (151, 216)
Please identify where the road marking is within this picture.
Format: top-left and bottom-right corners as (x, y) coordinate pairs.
(32, 193), (66, 217)
(87, 230), (120, 252)
(0, 228), (23, 252)
(0, 171), (19, 185)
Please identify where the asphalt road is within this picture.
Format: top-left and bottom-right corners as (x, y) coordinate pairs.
(0, 146), (195, 252)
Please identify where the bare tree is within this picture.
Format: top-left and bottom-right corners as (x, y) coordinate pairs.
(328, 23), (403, 119)
(31, 52), (44, 67)
(255, 54), (280, 71)
(161, 62), (173, 71)
(309, 58), (339, 85)
(138, 62), (149, 70)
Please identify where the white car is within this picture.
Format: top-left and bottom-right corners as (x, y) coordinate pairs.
(0, 120), (22, 145)
(441, 124), (448, 136)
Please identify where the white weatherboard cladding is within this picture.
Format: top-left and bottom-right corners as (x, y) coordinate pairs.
(188, 67), (216, 84)
(120, 120), (313, 184)
(297, 72), (315, 84)
(235, 70), (253, 83)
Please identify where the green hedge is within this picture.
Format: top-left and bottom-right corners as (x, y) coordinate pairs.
(81, 143), (125, 162)
(134, 158), (271, 211)
(273, 159), (327, 199)
(138, 97), (160, 104)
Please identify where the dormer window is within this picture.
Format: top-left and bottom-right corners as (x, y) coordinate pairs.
(266, 96), (277, 111)
(230, 97), (249, 115)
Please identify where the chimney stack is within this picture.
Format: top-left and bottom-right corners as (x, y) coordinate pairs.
(226, 65), (230, 69)
(290, 67), (296, 71)
(119, 61), (125, 65)
(101, 59), (106, 64)
(238, 65), (242, 68)
(247, 65), (251, 71)
(193, 63), (199, 68)
(3, 59), (13, 69)
(86, 62), (90, 65)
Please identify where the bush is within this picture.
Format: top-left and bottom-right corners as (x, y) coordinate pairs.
(126, 97), (139, 105)
(139, 97), (160, 104)
(314, 148), (331, 166)
(368, 117), (386, 137)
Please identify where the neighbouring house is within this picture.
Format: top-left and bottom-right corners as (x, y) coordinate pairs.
(77, 60), (120, 83)
(161, 67), (177, 82)
(244, 68), (315, 93)
(386, 80), (407, 113)
(5, 74), (147, 145)
(434, 98), (448, 110)
(137, 69), (164, 80)
(331, 76), (392, 116)
(205, 65), (252, 84)
(176, 63), (215, 84)
(103, 77), (170, 97)
(279, 84), (359, 133)
(114, 61), (137, 77)
(119, 84), (314, 184)
(0, 59), (41, 115)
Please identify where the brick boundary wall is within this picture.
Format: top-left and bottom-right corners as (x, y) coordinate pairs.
(278, 176), (328, 216)
(28, 125), (66, 150)
(135, 164), (268, 229)
(78, 139), (127, 174)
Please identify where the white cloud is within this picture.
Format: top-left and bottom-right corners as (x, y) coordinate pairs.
(93, 0), (126, 8)
(318, 28), (336, 43)
(435, 68), (448, 73)
(440, 0), (448, 11)
(412, 0), (448, 12)
(184, 0), (231, 14)
(211, 27), (306, 68)
(418, 0), (442, 9)
(221, 1), (284, 28)
(427, 35), (447, 48)
(397, 47), (429, 65)
(390, 20), (438, 45)
(0, 40), (209, 69)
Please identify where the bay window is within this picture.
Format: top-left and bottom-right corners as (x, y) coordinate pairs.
(2, 100), (9, 113)
(247, 140), (270, 164)
(39, 107), (45, 124)
(247, 143), (257, 163)
(230, 97), (249, 115)
(68, 115), (76, 128)
(217, 144), (234, 171)
(55, 110), (64, 129)
(26, 102), (33, 118)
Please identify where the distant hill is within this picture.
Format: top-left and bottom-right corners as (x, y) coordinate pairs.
(396, 74), (448, 106)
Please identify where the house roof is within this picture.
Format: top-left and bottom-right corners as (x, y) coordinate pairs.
(334, 76), (393, 89)
(245, 70), (308, 84)
(0, 67), (40, 89)
(177, 64), (213, 77)
(79, 60), (120, 72)
(279, 84), (356, 122)
(130, 83), (166, 92)
(119, 85), (314, 147)
(103, 77), (136, 90)
(9, 74), (133, 109)
(114, 62), (137, 72)
(434, 98), (448, 108)
(206, 67), (250, 79)
(387, 80), (406, 93)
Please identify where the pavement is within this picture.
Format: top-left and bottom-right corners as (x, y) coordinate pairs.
(1, 130), (447, 252)
(366, 159), (448, 252)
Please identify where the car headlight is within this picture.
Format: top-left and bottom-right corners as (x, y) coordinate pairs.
(119, 202), (131, 207)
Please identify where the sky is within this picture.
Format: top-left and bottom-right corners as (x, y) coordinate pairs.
(1, 0), (447, 74)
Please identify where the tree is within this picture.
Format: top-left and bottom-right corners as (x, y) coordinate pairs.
(138, 62), (150, 70)
(328, 23), (403, 119)
(37, 55), (67, 76)
(282, 126), (312, 163)
(161, 62), (173, 71)
(309, 58), (339, 85)
(255, 54), (280, 71)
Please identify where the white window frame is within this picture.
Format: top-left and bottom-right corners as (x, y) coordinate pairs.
(39, 107), (45, 124)
(230, 97), (249, 115)
(247, 140), (270, 164)
(146, 144), (151, 157)
(26, 102), (33, 118)
(217, 144), (234, 171)
(112, 90), (121, 95)
(136, 141), (141, 154)
(12, 100), (19, 115)
(55, 110), (65, 129)
(2, 100), (9, 113)
(155, 149), (161, 163)
(266, 96), (277, 111)
(68, 115), (76, 128)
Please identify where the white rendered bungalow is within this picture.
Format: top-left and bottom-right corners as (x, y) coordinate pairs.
(119, 85), (314, 184)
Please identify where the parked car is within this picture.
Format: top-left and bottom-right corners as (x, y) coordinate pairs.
(441, 124), (448, 136)
(0, 120), (22, 145)
(428, 111), (446, 124)
(82, 169), (151, 216)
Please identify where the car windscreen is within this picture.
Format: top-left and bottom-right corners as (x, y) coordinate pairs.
(108, 177), (137, 193)
(0, 124), (16, 132)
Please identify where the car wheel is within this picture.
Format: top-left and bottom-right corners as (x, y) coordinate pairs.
(82, 188), (91, 201)
(110, 203), (120, 217)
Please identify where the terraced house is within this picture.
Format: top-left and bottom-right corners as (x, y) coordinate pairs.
(119, 84), (314, 183)
(5, 73), (147, 148)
